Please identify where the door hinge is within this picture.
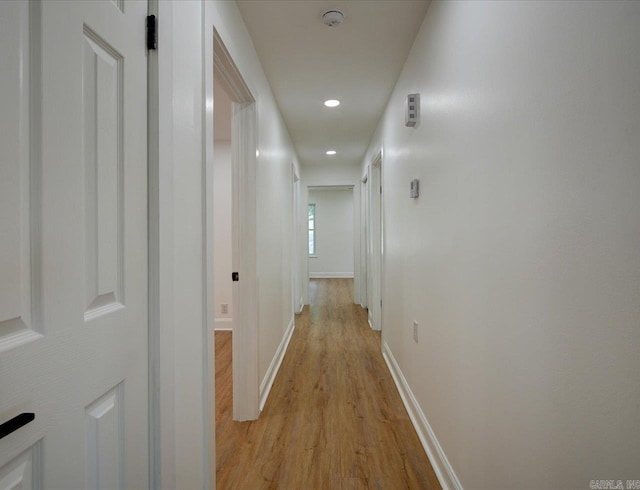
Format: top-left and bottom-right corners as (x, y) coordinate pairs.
(146, 15), (157, 51)
(232, 272), (239, 282)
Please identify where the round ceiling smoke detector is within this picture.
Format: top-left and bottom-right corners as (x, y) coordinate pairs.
(322, 10), (344, 27)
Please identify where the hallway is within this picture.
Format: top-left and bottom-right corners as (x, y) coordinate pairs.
(215, 279), (441, 489)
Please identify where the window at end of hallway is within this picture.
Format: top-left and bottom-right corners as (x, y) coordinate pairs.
(308, 203), (316, 256)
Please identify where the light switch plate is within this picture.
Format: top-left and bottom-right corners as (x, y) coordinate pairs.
(406, 93), (420, 127)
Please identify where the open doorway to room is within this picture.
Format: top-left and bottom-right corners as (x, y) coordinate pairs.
(210, 28), (259, 433)
(212, 73), (234, 440)
(213, 78), (234, 331)
(209, 27), (260, 488)
(360, 172), (369, 310)
(358, 152), (383, 332)
(365, 152), (383, 331)
(307, 186), (356, 301)
(292, 167), (303, 314)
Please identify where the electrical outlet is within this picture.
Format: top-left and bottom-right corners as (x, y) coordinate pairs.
(221, 304), (228, 315)
(413, 320), (418, 343)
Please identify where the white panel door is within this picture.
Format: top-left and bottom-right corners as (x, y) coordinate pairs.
(0, 1), (148, 488)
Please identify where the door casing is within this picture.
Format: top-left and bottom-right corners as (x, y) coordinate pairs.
(367, 151), (383, 331)
(212, 28), (260, 423)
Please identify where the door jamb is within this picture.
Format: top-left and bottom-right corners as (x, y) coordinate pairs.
(360, 171), (368, 308)
(212, 29), (260, 422)
(292, 166), (302, 314)
(369, 151), (383, 331)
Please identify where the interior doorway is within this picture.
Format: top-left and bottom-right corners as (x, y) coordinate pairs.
(292, 167), (303, 314)
(210, 29), (260, 429)
(366, 152), (383, 331)
(213, 78), (234, 333)
(360, 172), (369, 309)
(307, 186), (356, 287)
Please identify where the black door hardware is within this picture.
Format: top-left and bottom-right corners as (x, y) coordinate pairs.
(0, 413), (35, 440)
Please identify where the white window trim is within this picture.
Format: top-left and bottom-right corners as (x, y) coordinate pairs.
(308, 203), (316, 256)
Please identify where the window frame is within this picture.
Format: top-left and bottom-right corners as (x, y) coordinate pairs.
(308, 203), (316, 256)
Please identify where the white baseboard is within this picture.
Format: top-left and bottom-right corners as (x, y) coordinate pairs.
(309, 272), (354, 278)
(259, 316), (295, 411)
(214, 317), (232, 331)
(382, 341), (463, 490)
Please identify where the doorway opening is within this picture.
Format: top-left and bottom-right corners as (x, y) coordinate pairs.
(360, 173), (369, 309)
(292, 167), (303, 314)
(307, 186), (356, 296)
(213, 79), (233, 332)
(210, 29), (260, 435)
(212, 74), (235, 447)
(365, 152), (383, 331)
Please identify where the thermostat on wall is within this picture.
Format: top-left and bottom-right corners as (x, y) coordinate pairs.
(406, 93), (420, 127)
(410, 179), (419, 198)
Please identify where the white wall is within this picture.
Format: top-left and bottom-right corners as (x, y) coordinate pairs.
(302, 162), (362, 186)
(362, 1), (640, 488)
(205, 0), (301, 397)
(308, 188), (354, 278)
(213, 141), (232, 329)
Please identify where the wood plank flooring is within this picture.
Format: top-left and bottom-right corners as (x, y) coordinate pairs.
(215, 278), (441, 489)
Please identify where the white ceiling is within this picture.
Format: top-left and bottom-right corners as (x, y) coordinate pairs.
(236, 0), (430, 167)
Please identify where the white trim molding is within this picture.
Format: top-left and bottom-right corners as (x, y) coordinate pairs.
(214, 318), (233, 331)
(259, 316), (295, 411)
(309, 272), (354, 279)
(382, 341), (463, 490)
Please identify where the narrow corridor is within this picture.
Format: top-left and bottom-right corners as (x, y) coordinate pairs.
(215, 279), (441, 489)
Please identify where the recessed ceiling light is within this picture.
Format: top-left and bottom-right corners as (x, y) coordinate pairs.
(326, 150), (337, 155)
(324, 99), (340, 108)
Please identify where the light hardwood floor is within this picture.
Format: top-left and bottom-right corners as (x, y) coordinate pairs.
(215, 278), (441, 489)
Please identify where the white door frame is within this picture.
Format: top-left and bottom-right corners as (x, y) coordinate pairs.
(360, 172), (369, 308)
(366, 167), (373, 326)
(212, 29), (260, 422)
(292, 166), (303, 314)
(150, 3), (215, 487)
(368, 151), (383, 331)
